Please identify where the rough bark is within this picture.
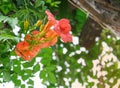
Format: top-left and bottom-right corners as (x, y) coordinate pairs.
(69, 0), (120, 36)
(79, 17), (102, 49)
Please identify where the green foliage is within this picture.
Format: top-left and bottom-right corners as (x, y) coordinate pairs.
(0, 34), (19, 41)
(74, 9), (87, 35)
(48, 72), (56, 84)
(45, 0), (61, 7)
(33, 63), (40, 73)
(3, 69), (11, 82)
(0, 0), (15, 15)
(0, 0), (120, 88)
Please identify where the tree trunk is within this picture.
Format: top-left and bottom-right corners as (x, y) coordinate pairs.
(79, 17), (102, 49)
(69, 0), (120, 36)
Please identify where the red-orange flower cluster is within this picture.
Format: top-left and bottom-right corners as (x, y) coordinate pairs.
(45, 10), (72, 42)
(15, 10), (72, 61)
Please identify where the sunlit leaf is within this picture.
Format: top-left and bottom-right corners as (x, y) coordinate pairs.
(39, 70), (46, 79)
(48, 72), (56, 84)
(33, 63), (40, 73)
(46, 65), (56, 72)
(0, 33), (20, 41)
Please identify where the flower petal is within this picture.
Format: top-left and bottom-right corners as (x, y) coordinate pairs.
(60, 33), (72, 42)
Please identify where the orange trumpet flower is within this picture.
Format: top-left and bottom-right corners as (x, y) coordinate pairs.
(15, 10), (72, 61)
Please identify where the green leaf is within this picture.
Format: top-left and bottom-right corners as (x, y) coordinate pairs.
(15, 80), (21, 86)
(3, 69), (11, 82)
(46, 0), (52, 3)
(16, 0), (24, 6)
(39, 48), (53, 65)
(24, 69), (33, 76)
(35, 0), (45, 7)
(74, 9), (87, 33)
(28, 86), (33, 88)
(0, 33), (20, 41)
(0, 15), (6, 22)
(27, 79), (34, 85)
(51, 1), (61, 7)
(21, 84), (25, 88)
(12, 59), (21, 66)
(39, 47), (53, 55)
(41, 58), (51, 65)
(13, 65), (21, 73)
(11, 73), (22, 87)
(0, 0), (14, 15)
(20, 70), (29, 81)
(39, 70), (46, 79)
(86, 43), (99, 60)
(8, 17), (18, 29)
(0, 16), (18, 28)
(33, 63), (40, 73)
(46, 65), (56, 72)
(23, 59), (35, 68)
(22, 76), (28, 81)
(116, 40), (120, 45)
(48, 72), (56, 84)
(11, 73), (17, 82)
(0, 43), (10, 55)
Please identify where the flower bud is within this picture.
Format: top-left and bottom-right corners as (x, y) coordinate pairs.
(24, 19), (29, 30)
(34, 20), (42, 27)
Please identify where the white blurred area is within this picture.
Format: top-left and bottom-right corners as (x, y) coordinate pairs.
(72, 41), (120, 88)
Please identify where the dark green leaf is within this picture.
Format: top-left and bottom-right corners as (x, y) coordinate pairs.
(23, 59), (35, 68)
(0, 43), (10, 55)
(35, 0), (45, 7)
(21, 84), (25, 88)
(27, 79), (34, 85)
(28, 86), (33, 88)
(86, 43), (99, 60)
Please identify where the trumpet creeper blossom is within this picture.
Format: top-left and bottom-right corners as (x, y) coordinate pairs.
(45, 10), (72, 42)
(15, 28), (57, 61)
(15, 10), (72, 61)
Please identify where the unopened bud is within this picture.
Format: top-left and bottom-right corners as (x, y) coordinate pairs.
(40, 24), (45, 31)
(24, 19), (29, 30)
(34, 20), (42, 27)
